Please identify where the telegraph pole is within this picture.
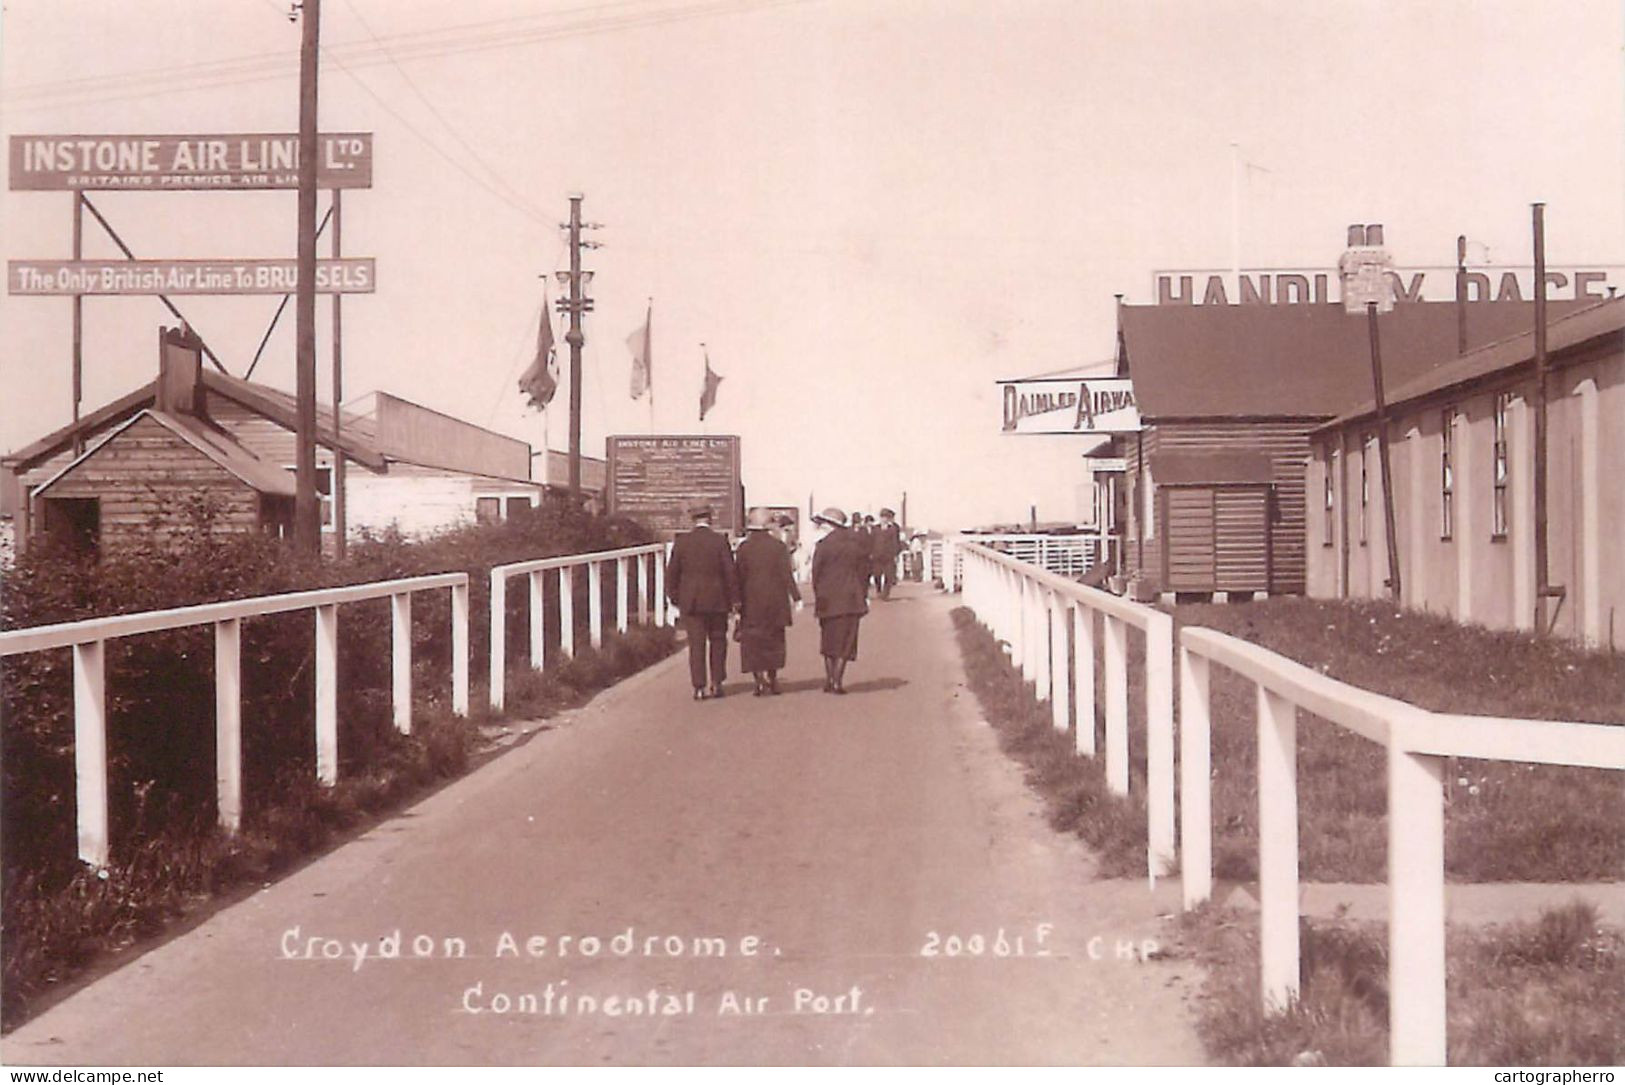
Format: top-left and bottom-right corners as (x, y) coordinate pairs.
(293, 0), (322, 554)
(555, 194), (597, 496)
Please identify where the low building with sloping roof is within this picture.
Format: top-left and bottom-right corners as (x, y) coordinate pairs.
(1307, 297), (1623, 645)
(1114, 298), (1584, 599)
(3, 326), (607, 555)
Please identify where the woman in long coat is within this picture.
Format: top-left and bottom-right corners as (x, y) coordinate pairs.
(735, 508), (802, 695)
(810, 506), (870, 694)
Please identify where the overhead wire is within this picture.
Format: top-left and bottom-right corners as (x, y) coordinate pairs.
(1, 0), (810, 114)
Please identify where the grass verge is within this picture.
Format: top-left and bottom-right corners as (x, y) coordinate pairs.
(1174, 899), (1624, 1065)
(950, 605), (1147, 876)
(0, 623), (676, 1031)
(1178, 597), (1624, 883)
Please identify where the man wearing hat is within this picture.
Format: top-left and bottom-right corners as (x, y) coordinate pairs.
(871, 508), (904, 601)
(735, 508), (802, 696)
(810, 506), (869, 694)
(665, 506), (740, 699)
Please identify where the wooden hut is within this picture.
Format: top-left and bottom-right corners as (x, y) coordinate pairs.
(1114, 300), (1581, 600)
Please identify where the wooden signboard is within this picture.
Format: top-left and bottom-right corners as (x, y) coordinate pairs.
(607, 435), (743, 540)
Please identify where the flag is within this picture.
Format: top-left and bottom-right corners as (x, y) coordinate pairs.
(699, 350), (723, 421)
(627, 302), (652, 400)
(517, 296), (558, 410)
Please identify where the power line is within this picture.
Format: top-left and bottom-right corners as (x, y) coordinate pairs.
(337, 0), (550, 224)
(1, 0), (809, 114)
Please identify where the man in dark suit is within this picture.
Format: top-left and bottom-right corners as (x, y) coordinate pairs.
(665, 506), (740, 699)
(871, 507), (904, 600)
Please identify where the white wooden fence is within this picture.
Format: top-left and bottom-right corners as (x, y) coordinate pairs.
(1178, 625), (1625, 1066)
(488, 543), (672, 711)
(959, 540), (1625, 1064)
(961, 531), (1116, 578)
(0, 572), (471, 869)
(959, 540), (1176, 878)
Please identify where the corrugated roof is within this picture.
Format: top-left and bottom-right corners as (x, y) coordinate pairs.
(1324, 297), (1625, 427)
(4, 371), (385, 470)
(1117, 301), (1590, 420)
(32, 410), (296, 498)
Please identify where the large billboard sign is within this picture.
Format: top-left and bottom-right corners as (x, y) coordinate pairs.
(9, 133), (373, 190)
(1152, 265), (1624, 306)
(999, 377), (1140, 435)
(607, 435), (744, 539)
(8, 259), (376, 295)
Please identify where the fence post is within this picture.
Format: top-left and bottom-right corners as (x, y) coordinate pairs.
(529, 569), (545, 670)
(391, 591), (412, 734)
(1388, 741), (1447, 1065)
(1103, 614), (1129, 794)
(560, 565), (576, 656)
(315, 603), (339, 785)
(588, 560), (604, 649)
(636, 553), (649, 625)
(616, 556), (630, 634)
(1050, 591), (1070, 734)
(488, 571), (506, 712)
(1146, 612), (1176, 878)
(72, 639), (109, 868)
(1257, 686), (1300, 1013)
(1074, 603), (1096, 757)
(1179, 644), (1212, 909)
(1032, 578), (1051, 699)
(653, 551), (666, 627)
(214, 619), (242, 834)
(451, 580), (469, 717)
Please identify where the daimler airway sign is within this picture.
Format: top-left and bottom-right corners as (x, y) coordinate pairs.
(999, 377), (1140, 435)
(9, 133), (373, 190)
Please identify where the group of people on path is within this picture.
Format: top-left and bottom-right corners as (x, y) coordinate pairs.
(663, 504), (906, 699)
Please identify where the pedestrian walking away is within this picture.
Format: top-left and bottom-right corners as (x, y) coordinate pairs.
(665, 505), (740, 699)
(735, 508), (802, 696)
(810, 506), (870, 694)
(872, 507), (903, 600)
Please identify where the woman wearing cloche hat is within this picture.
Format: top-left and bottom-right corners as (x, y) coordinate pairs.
(809, 506), (869, 694)
(735, 507), (802, 696)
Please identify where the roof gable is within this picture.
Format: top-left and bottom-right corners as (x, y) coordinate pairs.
(32, 410), (296, 498)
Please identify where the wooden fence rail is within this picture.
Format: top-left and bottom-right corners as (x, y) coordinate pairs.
(1178, 624), (1625, 1065)
(0, 572), (471, 868)
(487, 543), (672, 711)
(958, 540), (1176, 879)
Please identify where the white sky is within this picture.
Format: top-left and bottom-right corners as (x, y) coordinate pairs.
(2, 0), (1622, 530)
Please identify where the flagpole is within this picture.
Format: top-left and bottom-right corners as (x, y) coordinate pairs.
(646, 297), (656, 435)
(699, 342), (708, 435)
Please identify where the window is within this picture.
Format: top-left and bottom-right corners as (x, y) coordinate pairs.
(1358, 437), (1370, 546)
(475, 492), (538, 524)
(1322, 448), (1335, 546)
(1491, 393), (1510, 538)
(1440, 407), (1455, 539)
(282, 464), (334, 531)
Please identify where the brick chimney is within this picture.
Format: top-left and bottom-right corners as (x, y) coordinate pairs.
(157, 324), (207, 416)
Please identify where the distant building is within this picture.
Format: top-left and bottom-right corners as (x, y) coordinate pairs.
(2, 326), (606, 555)
(1114, 299), (1586, 600)
(1308, 297), (1623, 647)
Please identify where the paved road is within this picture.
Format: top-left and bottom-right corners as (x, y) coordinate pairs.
(2, 584), (1205, 1066)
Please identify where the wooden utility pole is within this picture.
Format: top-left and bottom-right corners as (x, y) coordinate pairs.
(566, 194), (584, 494)
(1531, 202), (1562, 632)
(293, 0), (322, 555)
(71, 192), (84, 455)
(1367, 301), (1403, 602)
(331, 189), (346, 557)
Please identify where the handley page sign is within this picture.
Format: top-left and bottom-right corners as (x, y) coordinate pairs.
(9, 259), (377, 295)
(999, 378), (1140, 435)
(9, 133), (373, 190)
